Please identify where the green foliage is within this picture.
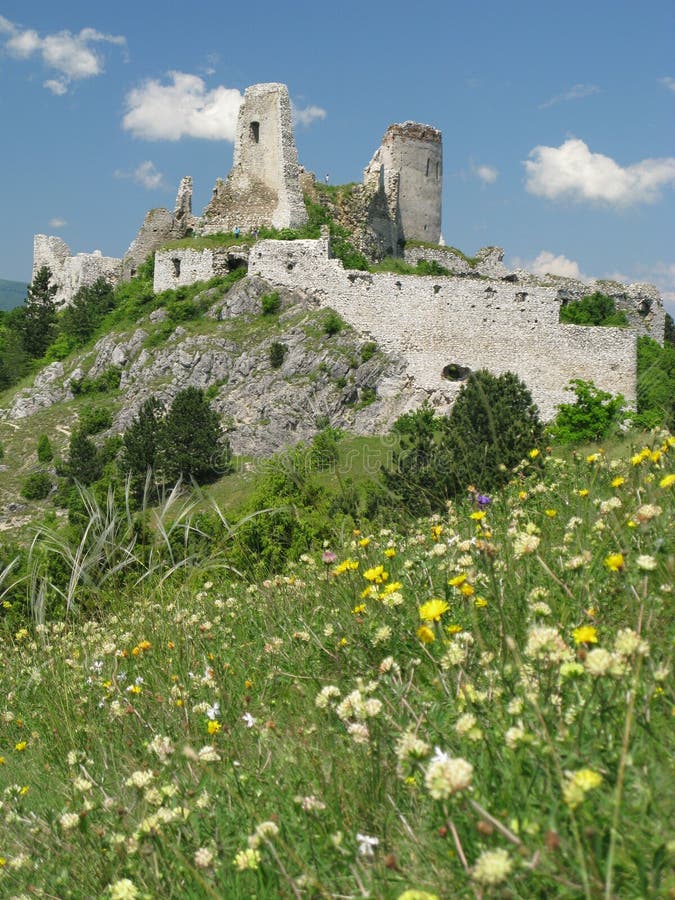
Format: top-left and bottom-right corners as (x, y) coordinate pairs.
(37, 434), (53, 463)
(384, 373), (544, 514)
(79, 405), (113, 436)
(65, 431), (103, 486)
(559, 292), (628, 327)
(261, 291), (281, 315)
(635, 336), (675, 430)
(120, 397), (164, 498)
(60, 277), (115, 346)
(159, 388), (231, 485)
(551, 379), (626, 443)
(370, 257), (451, 276)
(269, 341), (287, 369)
(360, 341), (377, 362)
(323, 310), (344, 336)
(0, 441), (4, 460)
(20, 471), (52, 500)
(70, 366), (122, 396)
(310, 426), (343, 471)
(22, 266), (58, 358)
(665, 312), (675, 346)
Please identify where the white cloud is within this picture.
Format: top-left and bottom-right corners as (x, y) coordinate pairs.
(123, 72), (243, 141)
(539, 83), (600, 109)
(659, 76), (675, 92)
(0, 18), (126, 93)
(114, 160), (165, 190)
(291, 103), (327, 127)
(524, 138), (675, 205)
(48, 217), (66, 228)
(471, 162), (498, 184)
(528, 251), (587, 281)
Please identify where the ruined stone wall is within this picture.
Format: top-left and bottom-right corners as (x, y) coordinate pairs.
(33, 235), (122, 307)
(200, 83), (307, 234)
(153, 247), (242, 293)
(249, 239), (637, 420)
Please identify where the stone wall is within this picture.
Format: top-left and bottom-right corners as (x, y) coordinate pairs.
(33, 235), (122, 307)
(153, 246), (247, 293)
(200, 83), (307, 234)
(249, 239), (637, 420)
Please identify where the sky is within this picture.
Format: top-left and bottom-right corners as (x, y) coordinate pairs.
(1, 0), (674, 317)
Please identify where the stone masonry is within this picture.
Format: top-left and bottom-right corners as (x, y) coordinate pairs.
(32, 235), (122, 307)
(200, 83), (307, 234)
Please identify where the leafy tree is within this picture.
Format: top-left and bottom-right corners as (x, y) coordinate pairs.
(120, 397), (164, 497)
(559, 292), (628, 327)
(635, 336), (675, 430)
(550, 379), (625, 443)
(37, 434), (54, 463)
(158, 388), (231, 485)
(22, 266), (58, 358)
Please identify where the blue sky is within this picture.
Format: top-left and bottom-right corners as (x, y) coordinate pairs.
(1, 0), (674, 316)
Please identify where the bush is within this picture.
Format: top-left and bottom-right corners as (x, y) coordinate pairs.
(323, 311), (344, 336)
(21, 471), (53, 500)
(634, 336), (675, 430)
(37, 434), (54, 463)
(79, 406), (113, 436)
(70, 367), (121, 396)
(550, 379), (626, 443)
(310, 427), (343, 471)
(261, 292), (281, 315)
(360, 341), (378, 362)
(269, 342), (287, 369)
(559, 292), (628, 327)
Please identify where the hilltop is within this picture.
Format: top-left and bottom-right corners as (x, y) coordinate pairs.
(0, 278), (26, 310)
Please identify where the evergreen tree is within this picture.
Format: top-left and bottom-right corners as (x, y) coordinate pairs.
(66, 431), (102, 486)
(61, 277), (115, 346)
(158, 388), (230, 485)
(22, 266), (58, 358)
(120, 397), (164, 497)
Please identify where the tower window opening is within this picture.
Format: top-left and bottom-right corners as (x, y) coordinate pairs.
(250, 121), (260, 143)
(426, 158), (430, 176)
(172, 258), (181, 277)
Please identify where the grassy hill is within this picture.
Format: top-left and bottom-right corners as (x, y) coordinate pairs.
(0, 278), (26, 310)
(0, 433), (672, 897)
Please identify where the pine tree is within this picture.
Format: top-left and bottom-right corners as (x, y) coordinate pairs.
(158, 388), (230, 485)
(67, 431), (102, 486)
(23, 266), (58, 358)
(120, 397), (164, 497)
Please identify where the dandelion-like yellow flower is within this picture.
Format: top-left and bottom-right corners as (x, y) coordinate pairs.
(572, 625), (598, 645)
(363, 565), (388, 584)
(586, 452), (601, 463)
(358, 537), (371, 548)
(419, 599), (449, 622)
(469, 510), (486, 520)
(431, 524), (444, 541)
(578, 488), (589, 497)
(446, 624), (463, 635)
(529, 448), (540, 458)
(384, 547), (396, 558)
(518, 490), (528, 500)
(448, 573), (467, 587)
(206, 721), (221, 735)
(611, 476), (625, 488)
(474, 597), (488, 608)
(352, 603), (366, 615)
(544, 509), (557, 517)
(460, 583), (475, 597)
(604, 552), (624, 572)
(659, 473), (675, 489)
(417, 625), (435, 644)
(15, 742), (27, 752)
(333, 559), (359, 575)
(381, 581), (403, 596)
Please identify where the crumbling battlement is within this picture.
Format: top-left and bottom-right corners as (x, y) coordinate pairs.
(32, 235), (122, 307)
(249, 238), (637, 420)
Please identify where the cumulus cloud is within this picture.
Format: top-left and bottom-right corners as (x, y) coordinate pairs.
(471, 162), (498, 184)
(291, 103), (327, 127)
(524, 138), (675, 205)
(528, 251), (587, 281)
(114, 160), (165, 190)
(48, 217), (67, 228)
(659, 76), (675, 93)
(0, 17), (126, 94)
(539, 83), (600, 109)
(122, 72), (243, 141)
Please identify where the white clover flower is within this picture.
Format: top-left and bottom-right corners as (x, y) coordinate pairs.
(513, 532), (540, 557)
(396, 731), (431, 762)
(233, 847), (261, 870)
(525, 625), (573, 664)
(347, 722), (370, 744)
(108, 879), (140, 900)
(60, 812), (80, 830)
(125, 770), (154, 789)
(194, 847), (214, 869)
(614, 628), (649, 658)
(424, 752), (473, 799)
(505, 725), (526, 749)
(584, 648), (613, 677)
(636, 555), (657, 571)
(198, 745), (221, 762)
(315, 685), (341, 709)
(472, 847), (513, 885)
(148, 735), (174, 761)
(440, 642), (468, 668)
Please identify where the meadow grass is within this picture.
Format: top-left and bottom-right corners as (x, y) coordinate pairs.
(0, 434), (673, 898)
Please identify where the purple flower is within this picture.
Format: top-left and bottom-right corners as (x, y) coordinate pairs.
(322, 550), (337, 565)
(476, 494), (492, 507)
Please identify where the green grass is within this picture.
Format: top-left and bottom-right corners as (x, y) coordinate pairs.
(0, 430), (673, 897)
(404, 241), (479, 267)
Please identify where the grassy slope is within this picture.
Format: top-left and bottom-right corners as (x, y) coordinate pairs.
(0, 433), (673, 898)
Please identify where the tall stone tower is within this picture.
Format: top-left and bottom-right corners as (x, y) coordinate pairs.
(201, 83), (307, 234)
(364, 122), (442, 247)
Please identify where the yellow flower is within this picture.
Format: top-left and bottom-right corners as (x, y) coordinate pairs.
(448, 573), (467, 587)
(611, 476), (625, 488)
(127, 684), (142, 695)
(207, 721), (221, 735)
(384, 547), (396, 558)
(544, 509), (557, 517)
(529, 448), (540, 458)
(333, 559), (359, 575)
(358, 537), (371, 548)
(659, 473), (675, 489)
(572, 768), (603, 791)
(381, 581), (403, 596)
(431, 525), (444, 541)
(416, 625), (435, 644)
(604, 552), (624, 572)
(352, 603), (366, 615)
(474, 597), (488, 608)
(363, 565), (388, 584)
(470, 510), (486, 520)
(0, 757), (5, 764)
(586, 452), (601, 463)
(578, 488), (589, 497)
(572, 625), (598, 645)
(15, 741), (27, 752)
(419, 599), (449, 622)
(518, 490), (528, 500)
(650, 450), (661, 463)
(446, 624), (463, 635)
(459, 583), (475, 596)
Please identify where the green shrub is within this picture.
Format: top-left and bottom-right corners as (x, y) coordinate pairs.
(261, 292), (281, 315)
(269, 342), (288, 369)
(634, 336), (675, 430)
(323, 311), (344, 336)
(310, 427), (343, 471)
(360, 341), (377, 362)
(79, 406), (113, 436)
(37, 434), (54, 463)
(550, 379), (626, 443)
(358, 385), (377, 406)
(0, 442), (4, 460)
(70, 366), (121, 396)
(559, 292), (628, 327)
(21, 471), (53, 500)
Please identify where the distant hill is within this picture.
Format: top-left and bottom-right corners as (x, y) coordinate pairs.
(0, 278), (27, 311)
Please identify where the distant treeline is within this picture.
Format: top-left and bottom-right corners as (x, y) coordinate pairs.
(0, 278), (27, 311)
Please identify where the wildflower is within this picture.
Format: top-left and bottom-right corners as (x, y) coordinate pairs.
(194, 847), (214, 868)
(242, 712), (256, 728)
(584, 648), (613, 677)
(206, 702), (220, 720)
(470, 510), (486, 520)
(525, 626), (573, 664)
(431, 524), (444, 541)
(529, 448), (540, 458)
(60, 812), (80, 830)
(472, 847), (513, 886)
(358, 537), (371, 548)
(419, 599), (449, 622)
(544, 508), (557, 517)
(398, 892), (439, 900)
(448, 573), (467, 587)
(321, 550), (337, 565)
(578, 488), (589, 497)
(635, 503), (662, 522)
(572, 625), (598, 645)
(659, 473), (675, 488)
(455, 713), (482, 741)
(518, 490), (528, 500)
(564, 768), (603, 808)
(513, 532), (540, 557)
(363, 565), (388, 584)
(233, 847), (261, 871)
(207, 720), (221, 735)
(384, 547), (397, 558)
(460, 582), (475, 596)
(333, 558), (359, 575)
(356, 832), (379, 856)
(604, 552), (624, 572)
(614, 629), (649, 657)
(347, 722), (370, 743)
(505, 725), (527, 749)
(474, 596), (488, 608)
(416, 625), (435, 644)
(586, 452), (601, 463)
(108, 880), (140, 900)
(396, 732), (431, 763)
(424, 750), (473, 799)
(296, 794), (326, 812)
(15, 741), (27, 752)
(315, 685), (341, 708)
(126, 770), (154, 789)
